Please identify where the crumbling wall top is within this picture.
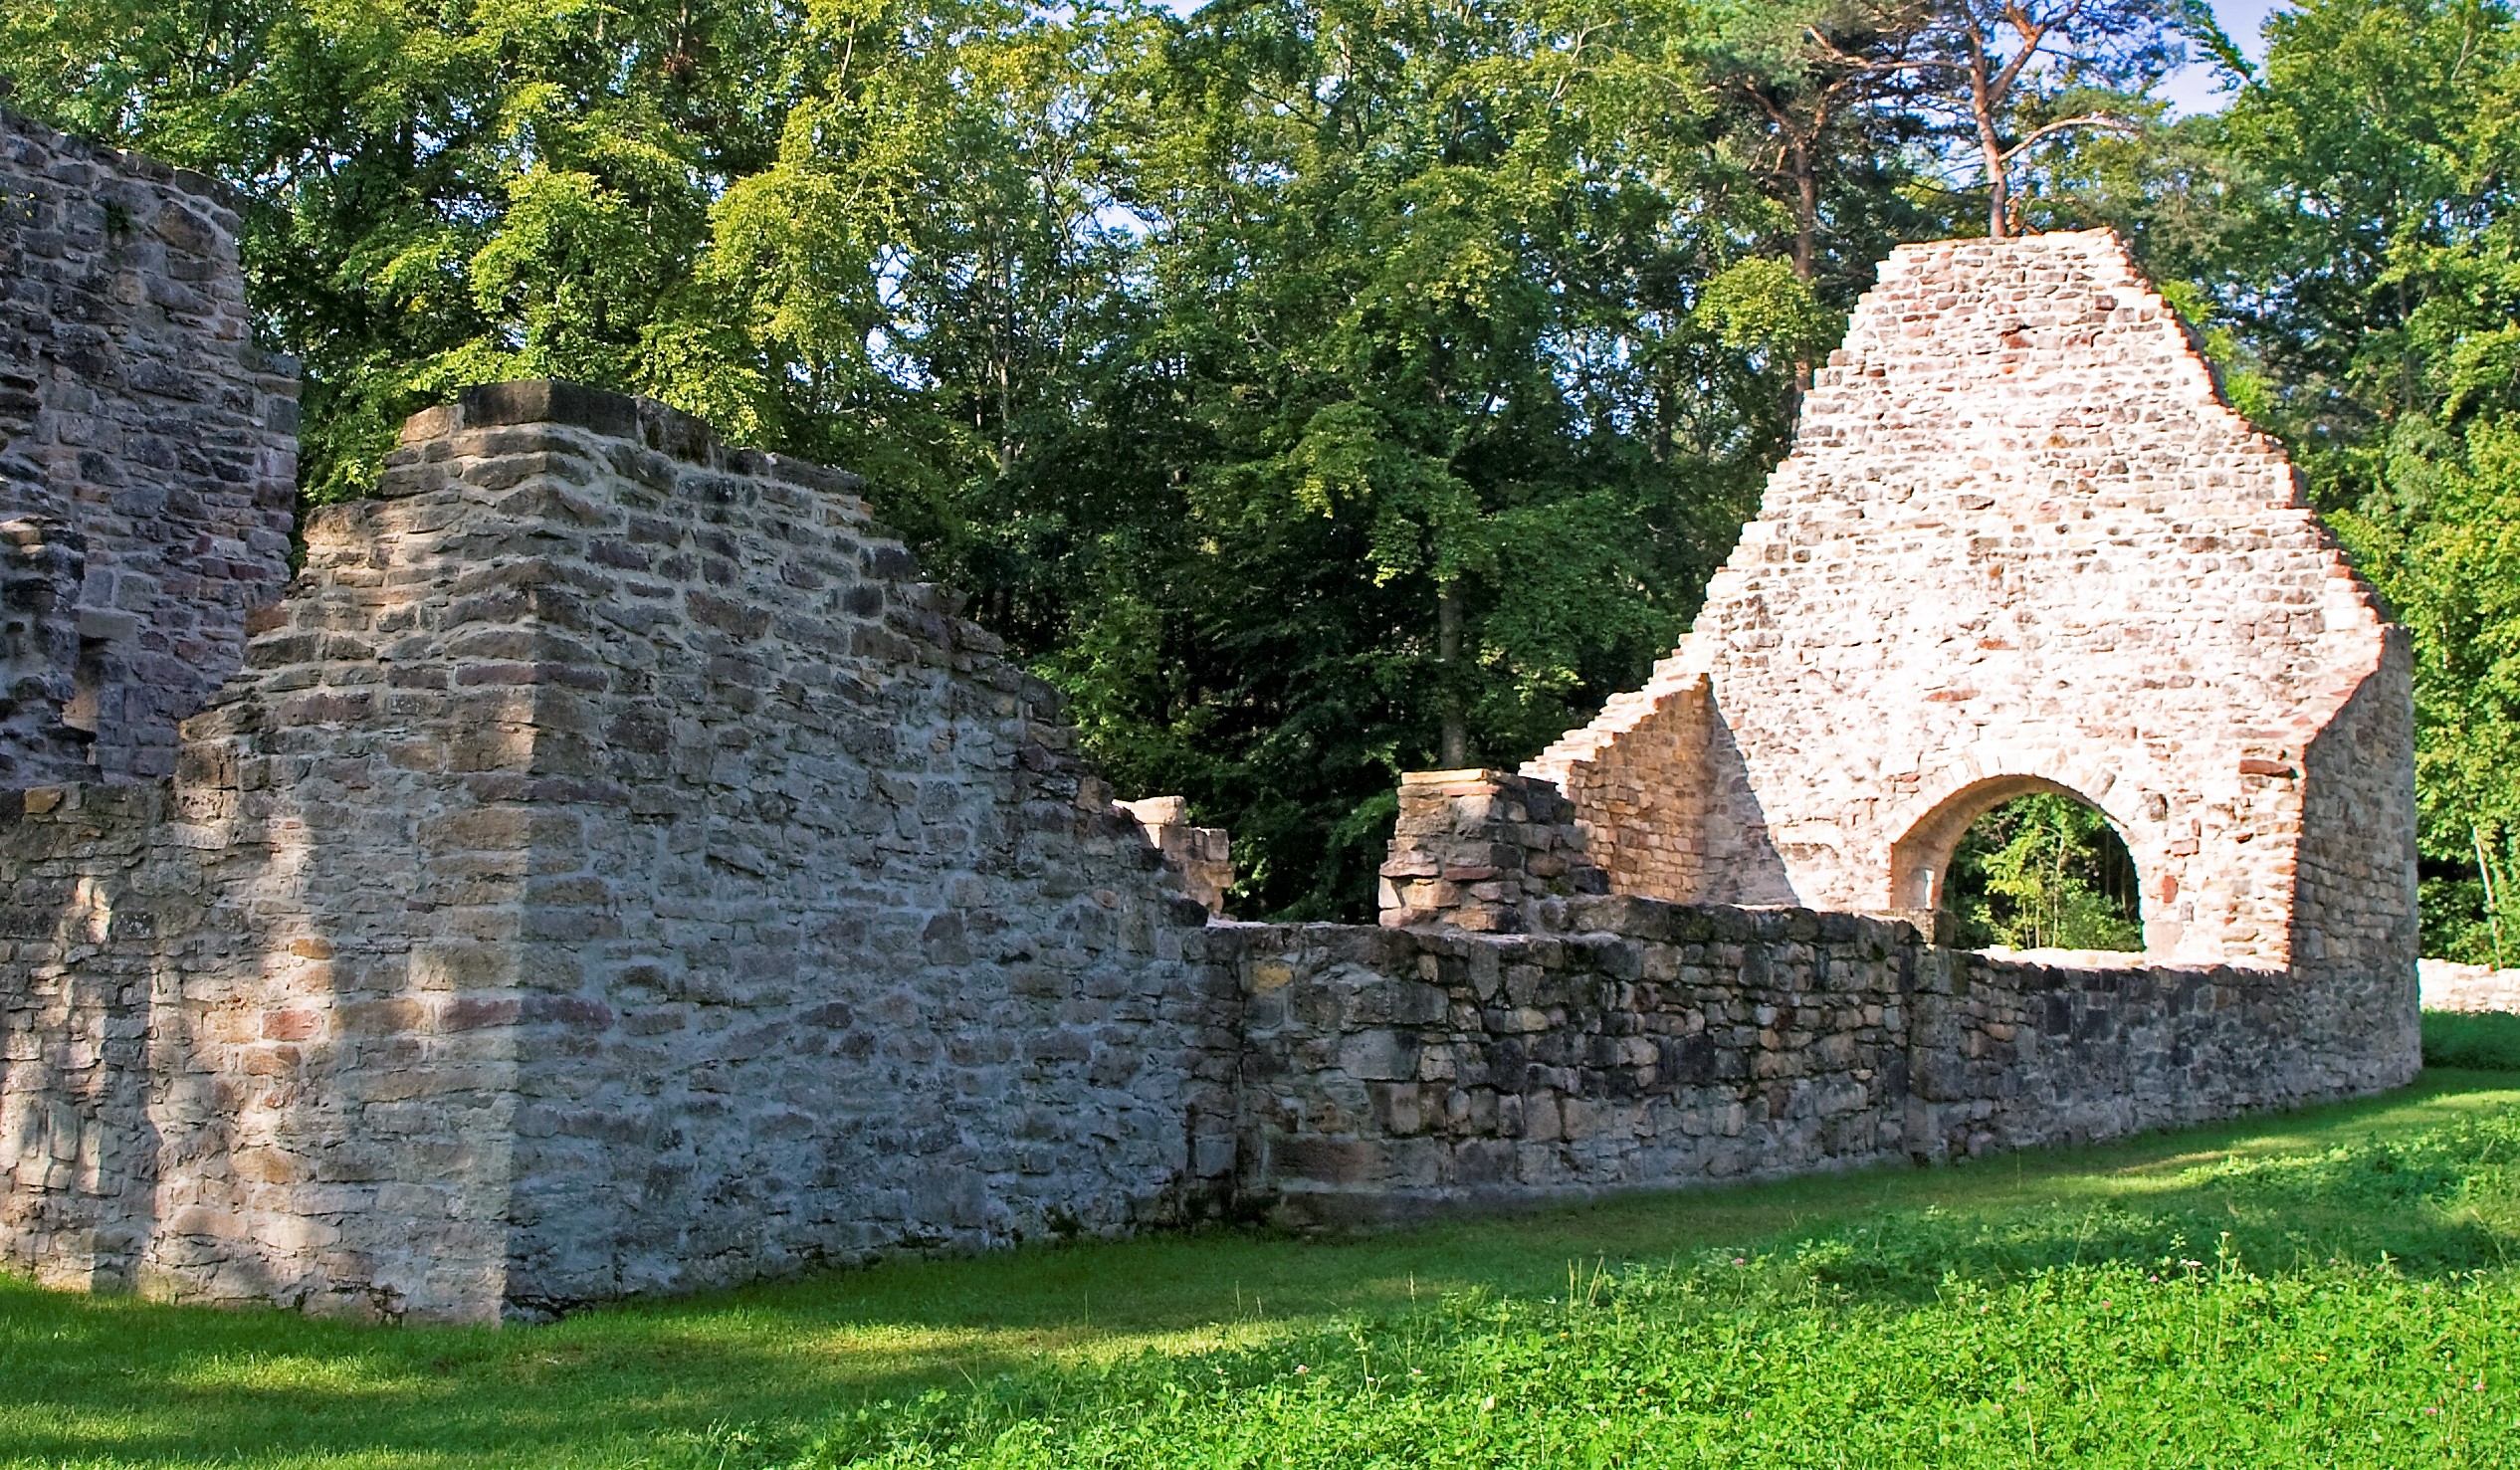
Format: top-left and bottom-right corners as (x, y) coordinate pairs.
(0, 105), (299, 786)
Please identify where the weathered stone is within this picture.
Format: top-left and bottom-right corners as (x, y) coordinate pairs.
(1115, 797), (1233, 916)
(0, 385), (1238, 1322)
(0, 107), (299, 786)
(2417, 959), (2520, 1013)
(1524, 229), (2414, 990)
(1221, 896), (2408, 1225)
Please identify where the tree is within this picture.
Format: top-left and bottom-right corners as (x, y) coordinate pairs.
(0, 0), (1964, 920)
(1026, 0), (1803, 915)
(1893, 0), (2206, 236)
(1674, 0), (1935, 281)
(1945, 793), (2144, 951)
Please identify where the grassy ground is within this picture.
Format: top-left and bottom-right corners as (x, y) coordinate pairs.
(2425, 1009), (2520, 1071)
(1, 1061), (2516, 1467)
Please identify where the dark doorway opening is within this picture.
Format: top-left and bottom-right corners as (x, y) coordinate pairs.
(1941, 792), (2142, 951)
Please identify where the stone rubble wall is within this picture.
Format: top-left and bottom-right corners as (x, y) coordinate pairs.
(1529, 230), (2409, 974)
(1116, 797), (1233, 917)
(0, 107), (299, 785)
(1229, 896), (2416, 1223)
(0, 378), (2424, 1321)
(2418, 960), (2520, 1013)
(1374, 769), (1607, 933)
(1, 382), (1239, 1322)
(2290, 630), (2423, 1057)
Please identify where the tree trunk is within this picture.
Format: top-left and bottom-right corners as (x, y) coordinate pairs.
(1791, 139), (1818, 284)
(1437, 580), (1468, 768)
(1790, 139), (1817, 404)
(1966, 26), (2009, 237)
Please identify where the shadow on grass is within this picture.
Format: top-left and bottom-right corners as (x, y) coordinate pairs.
(2425, 1008), (2520, 1070)
(1, 1070), (2516, 1469)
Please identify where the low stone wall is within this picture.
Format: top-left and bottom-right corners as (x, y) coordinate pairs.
(1229, 897), (2416, 1223)
(2419, 959), (2520, 1013)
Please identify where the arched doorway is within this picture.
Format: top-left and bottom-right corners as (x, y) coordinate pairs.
(1941, 793), (2141, 951)
(1887, 775), (2145, 952)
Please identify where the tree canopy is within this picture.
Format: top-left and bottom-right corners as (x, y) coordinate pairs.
(6, 0), (2518, 945)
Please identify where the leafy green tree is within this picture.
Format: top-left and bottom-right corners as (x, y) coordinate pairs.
(26, 0), (2318, 926)
(2122, 0), (2520, 957)
(1945, 794), (2144, 951)
(1020, 0), (1821, 915)
(0, 0), (800, 500)
(1899, 0), (2207, 237)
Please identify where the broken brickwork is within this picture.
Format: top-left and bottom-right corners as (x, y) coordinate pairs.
(1373, 769), (1606, 932)
(1117, 797), (1233, 916)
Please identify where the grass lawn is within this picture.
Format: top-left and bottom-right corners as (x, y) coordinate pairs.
(2, 1024), (2517, 1467)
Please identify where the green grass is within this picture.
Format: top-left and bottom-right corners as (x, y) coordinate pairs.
(2426, 1009), (2520, 1071)
(5, 1072), (2520, 1468)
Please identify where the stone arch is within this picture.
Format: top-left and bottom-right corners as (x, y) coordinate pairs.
(1884, 765), (2160, 953)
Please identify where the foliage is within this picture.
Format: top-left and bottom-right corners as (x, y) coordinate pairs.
(0, 0), (1855, 919)
(10, 0), (2520, 928)
(2425, 1009), (2520, 1070)
(1943, 793), (2144, 952)
(1, 1079), (2516, 1468)
(1896, 0), (2210, 238)
(1033, 0), (1812, 915)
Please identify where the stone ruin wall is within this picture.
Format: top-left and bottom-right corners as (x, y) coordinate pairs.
(1313, 763), (2411, 1224)
(1345, 230), (2417, 1221)
(2, 382), (1238, 1321)
(0, 109), (2425, 1324)
(1230, 897), (2405, 1224)
(1529, 229), (2415, 986)
(0, 107), (299, 788)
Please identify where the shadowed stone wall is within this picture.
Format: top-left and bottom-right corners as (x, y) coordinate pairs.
(0, 106), (299, 786)
(1229, 895), (2412, 1224)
